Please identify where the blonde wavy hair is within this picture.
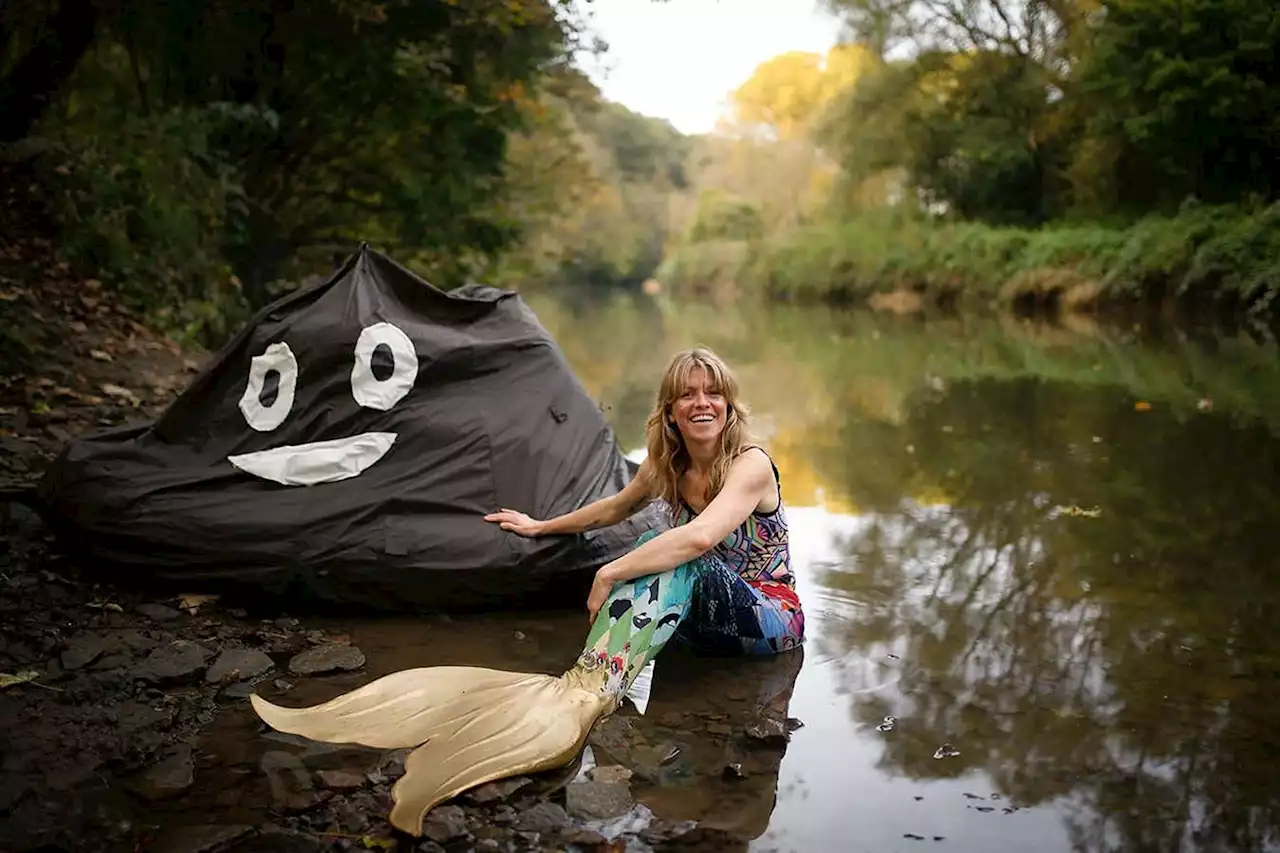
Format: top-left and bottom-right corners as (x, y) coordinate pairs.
(643, 347), (751, 520)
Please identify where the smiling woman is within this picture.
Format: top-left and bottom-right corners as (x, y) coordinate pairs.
(486, 346), (806, 656)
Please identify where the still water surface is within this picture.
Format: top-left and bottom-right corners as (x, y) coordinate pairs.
(219, 292), (1280, 852)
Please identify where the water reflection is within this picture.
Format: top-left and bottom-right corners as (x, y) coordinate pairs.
(176, 292), (1280, 852)
(532, 289), (1280, 852)
(798, 379), (1280, 853)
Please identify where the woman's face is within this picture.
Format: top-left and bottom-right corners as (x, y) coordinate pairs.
(670, 365), (727, 445)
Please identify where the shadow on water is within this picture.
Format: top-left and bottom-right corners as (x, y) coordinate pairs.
(95, 292), (1280, 852)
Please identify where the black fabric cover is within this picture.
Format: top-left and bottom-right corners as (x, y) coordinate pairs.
(37, 245), (660, 612)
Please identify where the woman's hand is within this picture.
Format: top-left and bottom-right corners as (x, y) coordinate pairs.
(483, 508), (545, 538)
(586, 571), (615, 624)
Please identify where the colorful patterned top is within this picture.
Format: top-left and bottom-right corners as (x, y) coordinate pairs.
(673, 446), (794, 590)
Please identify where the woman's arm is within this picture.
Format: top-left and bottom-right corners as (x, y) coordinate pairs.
(484, 458), (655, 537)
(590, 448), (775, 593)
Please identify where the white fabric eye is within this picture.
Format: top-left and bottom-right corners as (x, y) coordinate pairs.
(239, 341), (298, 432)
(351, 322), (418, 410)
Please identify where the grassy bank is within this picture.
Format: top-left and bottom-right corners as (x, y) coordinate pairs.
(659, 203), (1280, 323)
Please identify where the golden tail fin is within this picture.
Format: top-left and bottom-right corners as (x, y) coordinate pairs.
(250, 554), (697, 836)
(250, 666), (612, 836)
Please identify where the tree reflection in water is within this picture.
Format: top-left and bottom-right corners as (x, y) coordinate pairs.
(813, 377), (1280, 853)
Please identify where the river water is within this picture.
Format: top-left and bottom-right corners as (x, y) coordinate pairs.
(210, 290), (1280, 852)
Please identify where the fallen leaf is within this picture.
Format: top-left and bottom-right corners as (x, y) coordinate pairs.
(100, 383), (139, 404)
(0, 671), (41, 689)
(90, 350), (113, 362)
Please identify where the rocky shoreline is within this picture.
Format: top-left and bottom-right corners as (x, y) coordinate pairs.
(2, 494), (727, 852)
(0, 178), (800, 851)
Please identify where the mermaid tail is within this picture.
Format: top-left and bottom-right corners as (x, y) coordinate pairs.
(250, 555), (697, 836)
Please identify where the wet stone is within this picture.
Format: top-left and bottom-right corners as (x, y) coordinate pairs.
(422, 804), (468, 843)
(464, 775), (532, 803)
(221, 682), (256, 700)
(132, 640), (212, 683)
(558, 828), (608, 846)
(150, 824), (254, 853)
(129, 745), (195, 801)
(116, 699), (177, 732)
(587, 765), (632, 784)
(513, 801), (568, 834)
(207, 647), (274, 684)
(565, 779), (633, 820)
(92, 652), (131, 671)
(473, 825), (515, 847)
(60, 632), (111, 670)
(744, 715), (789, 743)
(137, 602), (182, 622)
(315, 769), (365, 791)
(283, 789), (332, 813)
(288, 644), (365, 676)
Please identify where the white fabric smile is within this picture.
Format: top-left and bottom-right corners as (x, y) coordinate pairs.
(228, 432), (397, 486)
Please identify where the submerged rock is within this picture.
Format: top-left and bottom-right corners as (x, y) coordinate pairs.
(129, 745), (195, 801)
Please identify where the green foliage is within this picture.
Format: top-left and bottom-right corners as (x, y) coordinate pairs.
(822, 49), (1073, 225)
(21, 81), (249, 343)
(816, 0), (1280, 226)
(2, 0), (594, 346)
(1076, 0), (1280, 210)
(753, 203), (1280, 317)
(688, 190), (764, 243)
(477, 77), (693, 293)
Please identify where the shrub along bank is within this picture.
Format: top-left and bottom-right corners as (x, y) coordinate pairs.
(660, 202), (1280, 325)
(762, 203), (1280, 322)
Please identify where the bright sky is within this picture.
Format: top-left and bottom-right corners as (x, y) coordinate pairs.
(574, 0), (844, 135)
